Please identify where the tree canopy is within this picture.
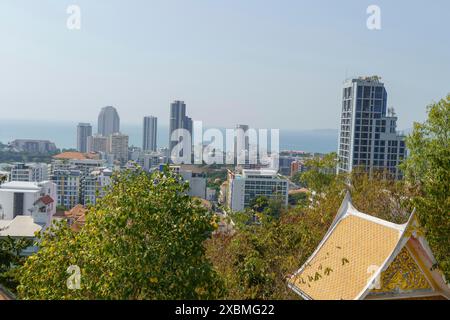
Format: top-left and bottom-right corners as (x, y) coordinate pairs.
(17, 166), (224, 299)
(401, 94), (450, 279)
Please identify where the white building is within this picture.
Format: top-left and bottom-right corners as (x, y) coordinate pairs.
(87, 135), (109, 153)
(0, 181), (56, 226)
(227, 169), (288, 212)
(108, 133), (129, 165)
(82, 168), (113, 205)
(170, 166), (207, 199)
(10, 163), (49, 182)
(50, 170), (81, 209)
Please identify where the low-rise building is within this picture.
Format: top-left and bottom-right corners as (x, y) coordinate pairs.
(0, 180), (56, 226)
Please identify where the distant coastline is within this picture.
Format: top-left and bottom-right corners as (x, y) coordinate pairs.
(0, 119), (339, 154)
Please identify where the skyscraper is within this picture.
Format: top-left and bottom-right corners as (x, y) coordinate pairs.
(98, 106), (120, 136)
(143, 116), (158, 152)
(169, 100), (192, 157)
(108, 133), (129, 165)
(337, 76), (406, 179)
(235, 124), (250, 164)
(77, 123), (92, 153)
(87, 135), (108, 153)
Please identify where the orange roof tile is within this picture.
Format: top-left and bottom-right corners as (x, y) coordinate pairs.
(53, 152), (88, 160)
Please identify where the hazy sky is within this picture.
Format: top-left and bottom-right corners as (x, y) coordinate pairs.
(0, 0), (449, 130)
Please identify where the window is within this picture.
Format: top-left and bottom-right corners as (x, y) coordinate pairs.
(375, 87), (383, 99)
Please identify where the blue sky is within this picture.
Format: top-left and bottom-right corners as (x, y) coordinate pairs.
(0, 0), (449, 130)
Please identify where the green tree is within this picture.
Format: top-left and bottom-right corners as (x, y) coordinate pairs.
(206, 170), (414, 299)
(0, 236), (31, 293)
(298, 153), (338, 193)
(401, 94), (450, 280)
(17, 166), (224, 299)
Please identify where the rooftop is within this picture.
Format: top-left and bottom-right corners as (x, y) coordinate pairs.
(288, 193), (450, 300)
(53, 152), (88, 160)
(0, 181), (47, 191)
(242, 169), (278, 177)
(0, 216), (42, 238)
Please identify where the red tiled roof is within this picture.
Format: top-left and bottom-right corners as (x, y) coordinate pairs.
(38, 195), (54, 205)
(53, 152), (88, 160)
(64, 204), (86, 219)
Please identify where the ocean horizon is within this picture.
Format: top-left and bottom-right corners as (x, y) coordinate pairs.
(0, 119), (339, 154)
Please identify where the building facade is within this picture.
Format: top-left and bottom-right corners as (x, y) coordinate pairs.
(87, 135), (109, 153)
(10, 163), (49, 182)
(9, 139), (57, 154)
(98, 106), (120, 136)
(143, 116), (158, 152)
(0, 180), (56, 225)
(50, 169), (81, 209)
(337, 76), (406, 179)
(108, 133), (129, 165)
(227, 169), (289, 212)
(82, 168), (112, 205)
(77, 123), (92, 153)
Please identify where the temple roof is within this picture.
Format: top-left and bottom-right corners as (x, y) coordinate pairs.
(288, 192), (450, 300)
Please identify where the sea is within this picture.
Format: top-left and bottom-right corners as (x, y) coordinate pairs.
(0, 119), (339, 154)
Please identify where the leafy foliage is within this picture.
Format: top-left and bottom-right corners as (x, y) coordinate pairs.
(206, 168), (413, 299)
(401, 94), (450, 280)
(17, 166), (224, 299)
(0, 236), (31, 293)
(296, 153), (338, 193)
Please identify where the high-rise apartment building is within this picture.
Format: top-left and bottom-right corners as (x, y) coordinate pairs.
(87, 135), (109, 153)
(77, 123), (92, 153)
(108, 133), (129, 164)
(143, 116), (158, 152)
(337, 76), (406, 179)
(169, 101), (193, 157)
(98, 106), (120, 136)
(82, 167), (112, 205)
(50, 169), (81, 209)
(10, 163), (49, 182)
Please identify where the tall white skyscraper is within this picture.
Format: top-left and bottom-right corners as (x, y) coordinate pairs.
(77, 123), (92, 153)
(143, 116), (157, 152)
(98, 106), (120, 136)
(337, 76), (406, 179)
